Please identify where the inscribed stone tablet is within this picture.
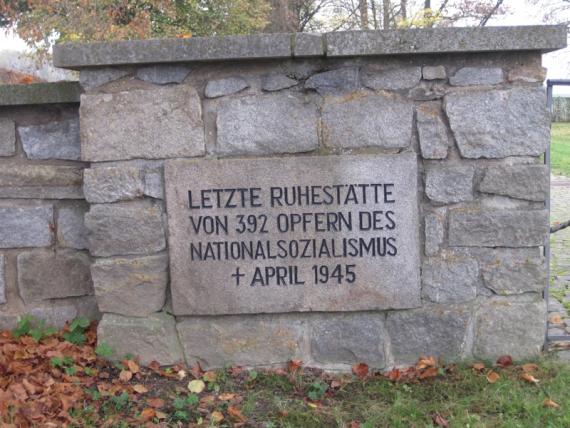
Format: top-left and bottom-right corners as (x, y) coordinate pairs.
(165, 154), (420, 315)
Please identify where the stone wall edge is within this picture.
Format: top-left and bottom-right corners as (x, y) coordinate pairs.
(0, 82), (81, 107)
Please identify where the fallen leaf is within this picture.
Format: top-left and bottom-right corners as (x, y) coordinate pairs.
(419, 367), (439, 379)
(147, 398), (165, 408)
(156, 411), (168, 419)
(140, 407), (155, 421)
(486, 370), (500, 383)
(287, 360), (303, 372)
(119, 370), (133, 382)
(496, 355), (513, 368)
(432, 413), (449, 427)
(543, 398), (560, 409)
(330, 380), (342, 389)
(177, 369), (187, 380)
(417, 355), (437, 370)
(472, 362), (485, 372)
(126, 359), (140, 373)
(203, 371), (217, 383)
(307, 402), (318, 409)
(147, 361), (161, 371)
(228, 406), (246, 422)
(521, 363), (539, 373)
(211, 410), (224, 423)
(521, 373), (539, 384)
(352, 363), (369, 379)
(550, 314), (563, 324)
(133, 384), (148, 394)
(190, 362), (204, 379)
(188, 379), (206, 393)
(386, 368), (401, 381)
(348, 422), (360, 428)
(219, 393), (236, 401)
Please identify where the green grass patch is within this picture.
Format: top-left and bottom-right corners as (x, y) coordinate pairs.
(551, 122), (570, 177)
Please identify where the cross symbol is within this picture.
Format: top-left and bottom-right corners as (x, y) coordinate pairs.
(231, 267), (245, 286)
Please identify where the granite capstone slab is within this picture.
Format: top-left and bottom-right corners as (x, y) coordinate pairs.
(165, 153), (421, 316)
(0, 82), (81, 106)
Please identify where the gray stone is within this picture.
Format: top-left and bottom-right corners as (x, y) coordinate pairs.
(322, 92), (412, 149)
(0, 206), (53, 248)
(97, 312), (183, 365)
(416, 104), (449, 159)
(409, 81), (447, 101)
(386, 305), (472, 365)
(29, 303), (79, 328)
(479, 165), (549, 202)
(448, 210), (548, 247)
(474, 299), (546, 360)
(294, 33), (323, 57)
(19, 118), (80, 161)
(205, 77), (249, 98)
(422, 258), (478, 304)
(422, 66), (447, 80)
(425, 208), (445, 257)
(0, 82), (81, 106)
(91, 254), (168, 317)
(143, 169), (164, 199)
(480, 252), (546, 295)
(85, 202), (166, 257)
(310, 313), (386, 368)
(304, 67), (359, 94)
(362, 66), (421, 90)
(261, 74), (298, 92)
(0, 314), (20, 331)
(83, 166), (144, 203)
(0, 118), (16, 156)
(80, 86), (205, 161)
(136, 65), (191, 84)
(80, 68), (130, 90)
(0, 187), (83, 200)
(449, 67), (504, 86)
(425, 166), (475, 204)
(165, 153), (421, 315)
(176, 314), (305, 368)
(508, 66), (547, 83)
(216, 93), (318, 155)
(0, 164), (83, 199)
(57, 206), (89, 250)
(445, 88), (550, 159)
(0, 255), (5, 304)
(17, 250), (92, 303)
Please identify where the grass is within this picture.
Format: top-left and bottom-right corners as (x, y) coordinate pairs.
(551, 122), (570, 177)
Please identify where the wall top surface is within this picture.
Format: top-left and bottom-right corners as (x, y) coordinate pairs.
(0, 82), (81, 106)
(53, 25), (567, 69)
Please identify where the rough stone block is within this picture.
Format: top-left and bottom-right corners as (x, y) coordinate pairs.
(136, 65), (191, 84)
(508, 66), (547, 83)
(0, 165), (83, 199)
(425, 165), (475, 204)
(474, 299), (546, 360)
(176, 315), (305, 368)
(29, 303), (80, 328)
(449, 67), (504, 86)
(0, 206), (53, 248)
(304, 67), (359, 94)
(309, 313), (386, 368)
(416, 103), (449, 159)
(448, 210), (548, 247)
(479, 165), (549, 202)
(293, 33), (323, 57)
(0, 118), (16, 156)
(205, 77), (249, 98)
(261, 74), (298, 92)
(387, 305), (472, 365)
(425, 208), (446, 257)
(83, 166), (144, 203)
(216, 93), (318, 155)
(91, 254), (168, 317)
(422, 66), (447, 80)
(57, 205), (89, 250)
(322, 92), (412, 149)
(80, 68), (130, 90)
(97, 312), (183, 365)
(143, 168), (164, 199)
(445, 88), (550, 159)
(19, 118), (81, 160)
(85, 202), (166, 257)
(17, 250), (92, 303)
(80, 86), (205, 161)
(422, 258), (478, 304)
(362, 66), (421, 90)
(0, 255), (5, 304)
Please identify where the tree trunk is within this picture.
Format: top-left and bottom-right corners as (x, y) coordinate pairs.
(401, 0), (407, 20)
(265, 0), (299, 32)
(383, 0), (390, 29)
(424, 0), (431, 9)
(551, 219), (570, 234)
(360, 0), (369, 29)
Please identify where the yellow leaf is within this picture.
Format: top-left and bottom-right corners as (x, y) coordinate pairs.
(550, 315), (563, 324)
(543, 398), (560, 409)
(119, 370), (133, 382)
(486, 370), (500, 383)
(211, 410), (224, 423)
(188, 379), (206, 393)
(521, 373), (539, 384)
(126, 360), (140, 373)
(219, 393), (236, 401)
(133, 384), (148, 394)
(307, 402), (318, 409)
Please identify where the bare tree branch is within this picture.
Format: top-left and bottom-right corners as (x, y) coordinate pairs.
(479, 0), (504, 26)
(552, 219), (570, 234)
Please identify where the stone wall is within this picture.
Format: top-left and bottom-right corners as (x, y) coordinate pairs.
(0, 82), (99, 330)
(49, 25), (566, 369)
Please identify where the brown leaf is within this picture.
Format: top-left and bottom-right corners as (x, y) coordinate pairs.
(155, 411), (168, 419)
(496, 355), (513, 368)
(133, 384), (148, 394)
(432, 413), (449, 427)
(219, 393), (236, 401)
(126, 359), (140, 373)
(550, 314), (563, 324)
(486, 370), (500, 384)
(419, 366), (439, 379)
(352, 363), (369, 379)
(472, 362), (485, 372)
(348, 422), (361, 428)
(211, 410), (224, 423)
(416, 355), (437, 370)
(203, 371), (217, 383)
(330, 380), (342, 389)
(146, 398), (166, 409)
(521, 363), (539, 373)
(287, 360), (303, 373)
(189, 362), (204, 379)
(543, 398), (560, 409)
(521, 373), (539, 384)
(147, 361), (161, 372)
(119, 370), (133, 382)
(228, 406), (246, 422)
(385, 368), (401, 381)
(140, 407), (156, 421)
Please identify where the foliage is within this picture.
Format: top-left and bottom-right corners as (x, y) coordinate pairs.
(12, 314), (57, 342)
(62, 316), (90, 345)
(551, 122), (570, 177)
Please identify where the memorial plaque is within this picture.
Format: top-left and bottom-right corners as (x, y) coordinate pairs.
(165, 154), (420, 315)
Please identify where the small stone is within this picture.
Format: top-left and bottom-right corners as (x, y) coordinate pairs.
(304, 67), (359, 94)
(422, 66), (447, 80)
(448, 210), (548, 247)
(0, 206), (53, 248)
(425, 208), (446, 257)
(216, 93), (318, 155)
(261, 74), (298, 91)
(445, 87), (549, 159)
(425, 165), (475, 204)
(205, 77), (249, 98)
(97, 312), (183, 366)
(416, 103), (449, 159)
(85, 202), (166, 257)
(474, 299), (546, 360)
(0, 255), (5, 304)
(80, 68), (130, 90)
(83, 166), (144, 203)
(19, 118), (81, 161)
(387, 305), (472, 365)
(57, 205), (89, 250)
(422, 258), (478, 304)
(449, 67), (504, 86)
(176, 314), (305, 369)
(17, 250), (92, 303)
(508, 66), (547, 83)
(409, 81), (447, 100)
(136, 65), (191, 85)
(362, 66), (421, 90)
(479, 165), (549, 202)
(321, 92), (412, 149)
(310, 313), (386, 368)
(91, 254), (168, 317)
(143, 168), (164, 199)
(0, 118), (16, 156)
